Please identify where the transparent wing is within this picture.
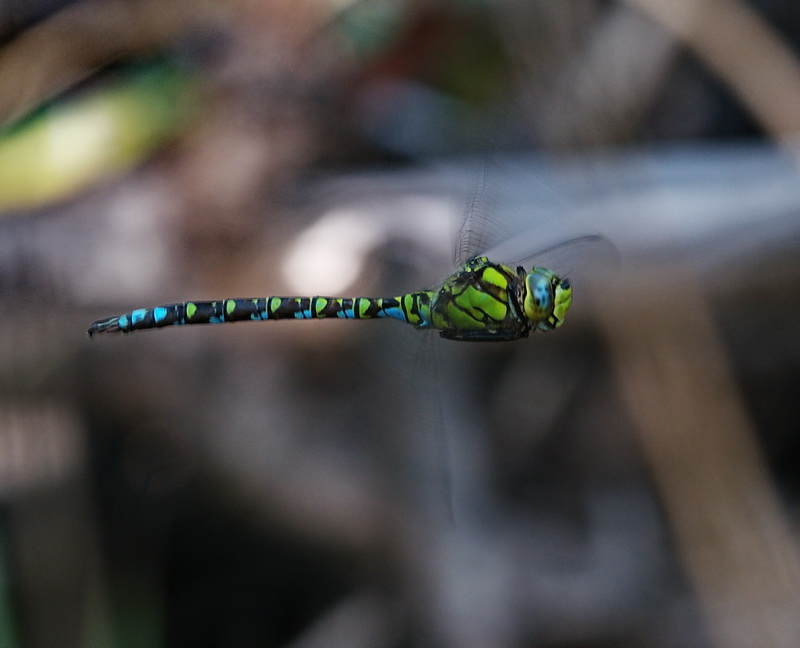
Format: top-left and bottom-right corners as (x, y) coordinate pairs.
(453, 154), (500, 267)
(452, 153), (620, 279)
(483, 230), (620, 277)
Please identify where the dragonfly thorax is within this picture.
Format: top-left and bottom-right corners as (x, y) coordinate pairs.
(523, 268), (572, 331)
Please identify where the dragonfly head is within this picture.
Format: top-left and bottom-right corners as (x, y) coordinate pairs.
(523, 268), (572, 331)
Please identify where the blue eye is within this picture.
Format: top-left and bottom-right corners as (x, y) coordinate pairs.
(534, 280), (550, 308)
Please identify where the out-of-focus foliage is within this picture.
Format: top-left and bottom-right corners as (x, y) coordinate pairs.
(0, 63), (197, 210)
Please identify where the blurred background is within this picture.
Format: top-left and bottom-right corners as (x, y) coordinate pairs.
(1, 1), (800, 647)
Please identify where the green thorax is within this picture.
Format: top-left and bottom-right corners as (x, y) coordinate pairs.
(424, 256), (572, 341)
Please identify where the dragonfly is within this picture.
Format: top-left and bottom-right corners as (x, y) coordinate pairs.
(87, 148), (614, 344)
(86, 245), (585, 342)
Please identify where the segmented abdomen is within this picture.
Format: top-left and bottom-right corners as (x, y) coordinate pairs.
(88, 293), (432, 336)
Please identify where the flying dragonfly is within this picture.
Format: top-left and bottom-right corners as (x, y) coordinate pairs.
(87, 246), (585, 342)
(88, 160), (609, 342)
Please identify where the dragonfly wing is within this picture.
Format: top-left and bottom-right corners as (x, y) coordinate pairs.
(453, 154), (504, 267)
(449, 154), (616, 277)
(484, 231), (620, 277)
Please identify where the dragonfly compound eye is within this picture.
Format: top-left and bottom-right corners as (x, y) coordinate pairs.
(524, 269), (572, 331)
(524, 271), (554, 318)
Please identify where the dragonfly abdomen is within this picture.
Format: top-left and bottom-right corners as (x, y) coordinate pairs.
(87, 292), (433, 336)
